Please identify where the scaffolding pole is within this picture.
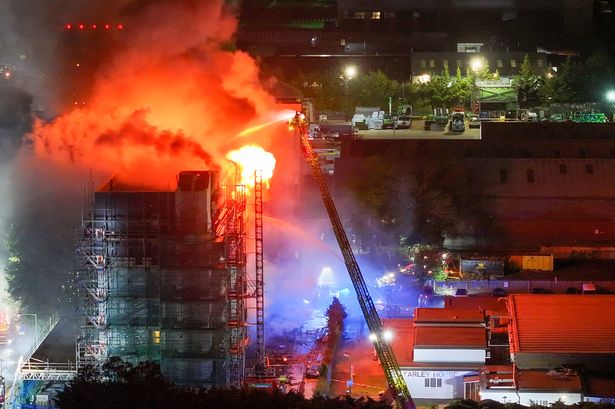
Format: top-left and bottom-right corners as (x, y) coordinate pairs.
(226, 181), (247, 387)
(254, 170), (265, 372)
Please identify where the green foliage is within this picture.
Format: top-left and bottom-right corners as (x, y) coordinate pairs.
(326, 297), (347, 339)
(446, 399), (479, 409)
(514, 55), (543, 107)
(3, 220), (74, 315)
(347, 144), (490, 245)
(348, 70), (399, 110)
(416, 66), (472, 110)
(540, 58), (582, 103)
(58, 357), (391, 409)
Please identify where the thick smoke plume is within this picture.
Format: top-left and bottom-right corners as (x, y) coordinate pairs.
(29, 0), (281, 186)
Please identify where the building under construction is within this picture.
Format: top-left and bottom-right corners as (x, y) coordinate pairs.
(75, 170), (248, 387)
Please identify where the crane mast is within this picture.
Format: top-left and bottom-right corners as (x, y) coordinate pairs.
(292, 113), (416, 409)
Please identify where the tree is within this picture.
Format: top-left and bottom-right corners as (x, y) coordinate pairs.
(59, 357), (392, 409)
(514, 54), (542, 107)
(326, 297), (347, 340)
(416, 66), (472, 110)
(348, 70), (399, 111)
(540, 58), (582, 103)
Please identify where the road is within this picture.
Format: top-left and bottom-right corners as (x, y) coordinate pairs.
(329, 320), (388, 400)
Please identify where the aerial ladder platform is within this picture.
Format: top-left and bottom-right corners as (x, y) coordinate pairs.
(291, 113), (416, 409)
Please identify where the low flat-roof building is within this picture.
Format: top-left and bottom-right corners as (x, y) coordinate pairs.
(386, 294), (615, 404)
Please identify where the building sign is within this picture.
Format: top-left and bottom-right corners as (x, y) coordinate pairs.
(401, 369), (476, 400)
(402, 370), (464, 378)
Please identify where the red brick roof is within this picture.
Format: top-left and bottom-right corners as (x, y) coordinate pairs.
(445, 296), (509, 315)
(414, 326), (487, 349)
(414, 308), (485, 324)
(517, 370), (582, 392)
(507, 294), (615, 354)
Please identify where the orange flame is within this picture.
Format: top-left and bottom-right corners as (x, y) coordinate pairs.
(226, 145), (276, 189)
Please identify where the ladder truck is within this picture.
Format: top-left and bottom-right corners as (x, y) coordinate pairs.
(290, 113), (417, 409)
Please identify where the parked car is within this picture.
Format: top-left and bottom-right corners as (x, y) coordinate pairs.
(382, 115), (395, 129)
(492, 288), (507, 297)
(449, 112), (465, 132)
(454, 288), (468, 297)
(305, 363), (321, 378)
(319, 124), (359, 140)
(395, 115), (411, 129)
(418, 286), (434, 307)
(469, 116), (480, 128)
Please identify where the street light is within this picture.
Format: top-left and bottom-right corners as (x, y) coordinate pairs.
(343, 65), (357, 80)
(606, 90), (615, 103)
(18, 313), (38, 344)
(341, 65), (358, 120)
(343, 353), (353, 394)
(418, 73), (431, 84)
(470, 57), (484, 73)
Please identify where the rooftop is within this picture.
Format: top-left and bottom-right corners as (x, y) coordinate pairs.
(414, 326), (486, 349)
(414, 308), (485, 325)
(517, 369), (583, 393)
(508, 294), (615, 354)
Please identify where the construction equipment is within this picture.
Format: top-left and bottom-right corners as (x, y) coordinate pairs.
(290, 112), (416, 409)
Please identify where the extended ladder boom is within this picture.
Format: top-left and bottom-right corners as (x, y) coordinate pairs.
(293, 114), (416, 409)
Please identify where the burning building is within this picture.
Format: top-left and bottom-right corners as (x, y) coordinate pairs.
(75, 169), (248, 386)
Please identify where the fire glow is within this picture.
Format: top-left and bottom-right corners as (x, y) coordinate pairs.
(29, 0), (283, 187)
(226, 145), (276, 188)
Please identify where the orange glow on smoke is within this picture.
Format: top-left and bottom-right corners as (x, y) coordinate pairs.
(226, 145), (276, 188)
(28, 1), (290, 188)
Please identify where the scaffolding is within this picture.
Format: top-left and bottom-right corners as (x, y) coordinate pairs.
(75, 171), (244, 387)
(75, 204), (110, 370)
(224, 180), (248, 387)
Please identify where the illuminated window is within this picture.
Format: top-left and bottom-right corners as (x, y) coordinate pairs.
(511, 59), (517, 68)
(351, 11), (366, 19)
(497, 59), (503, 68)
(429, 59), (435, 68)
(412, 11), (420, 18)
(420, 60), (426, 68)
(371, 11), (381, 19)
(152, 330), (161, 344)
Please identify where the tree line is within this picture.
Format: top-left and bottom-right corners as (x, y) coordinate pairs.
(54, 359), (615, 409)
(289, 50), (615, 114)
